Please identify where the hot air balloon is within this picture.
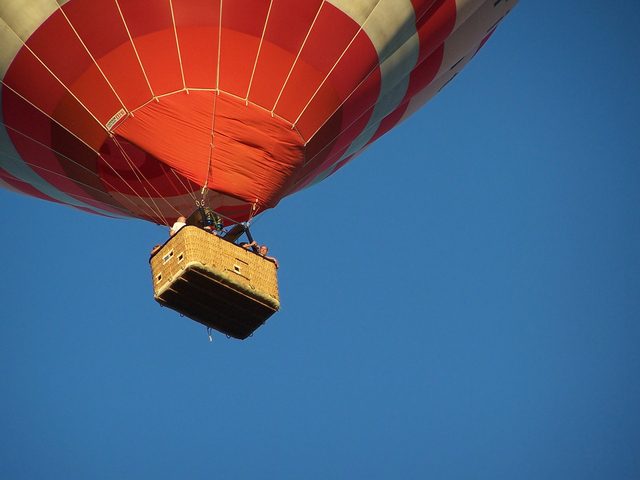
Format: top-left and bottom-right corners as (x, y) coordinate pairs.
(0, 0), (517, 338)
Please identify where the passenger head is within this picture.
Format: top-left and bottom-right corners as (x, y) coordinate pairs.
(259, 245), (269, 256)
(177, 215), (186, 223)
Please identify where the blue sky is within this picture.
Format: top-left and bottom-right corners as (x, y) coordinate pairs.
(1, 2), (639, 479)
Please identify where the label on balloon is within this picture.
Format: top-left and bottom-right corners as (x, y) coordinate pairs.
(106, 108), (127, 131)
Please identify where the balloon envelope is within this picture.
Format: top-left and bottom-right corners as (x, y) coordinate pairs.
(0, 0), (517, 225)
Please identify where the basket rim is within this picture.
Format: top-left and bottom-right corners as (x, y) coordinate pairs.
(149, 225), (255, 263)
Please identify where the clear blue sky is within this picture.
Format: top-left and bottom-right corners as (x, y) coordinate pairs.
(1, 2), (639, 479)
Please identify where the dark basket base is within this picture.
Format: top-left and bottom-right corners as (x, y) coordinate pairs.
(156, 264), (277, 340)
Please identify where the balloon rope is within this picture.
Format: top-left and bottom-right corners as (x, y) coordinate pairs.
(292, 1), (375, 127)
(217, 0), (223, 89)
(168, 0), (187, 91)
(299, 0), (444, 147)
(271, 1), (324, 114)
(0, 83), (164, 223)
(1, 24), (167, 222)
(57, 5), (129, 114)
(0, 147), (133, 217)
(1, 142), (128, 216)
(2, 32), (105, 129)
(111, 135), (180, 225)
(198, 187), (208, 208)
(199, 0), (224, 202)
(202, 90), (220, 197)
(166, 167), (199, 205)
(97, 153), (165, 224)
(0, 119), (133, 206)
(285, 8), (462, 195)
(114, 0), (155, 97)
(247, 199), (259, 225)
(111, 135), (183, 222)
(245, 0), (274, 104)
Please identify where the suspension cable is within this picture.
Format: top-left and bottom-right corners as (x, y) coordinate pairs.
(111, 135), (181, 225)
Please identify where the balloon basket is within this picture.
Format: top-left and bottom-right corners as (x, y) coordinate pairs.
(149, 226), (280, 339)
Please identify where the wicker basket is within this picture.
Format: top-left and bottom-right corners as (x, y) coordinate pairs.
(150, 226), (280, 339)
